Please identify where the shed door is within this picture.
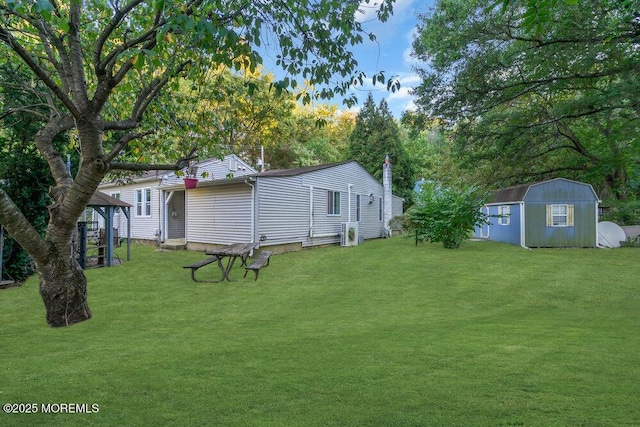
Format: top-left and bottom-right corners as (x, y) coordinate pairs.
(480, 206), (490, 238)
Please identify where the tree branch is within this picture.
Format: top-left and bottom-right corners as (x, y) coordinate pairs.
(109, 149), (198, 172)
(104, 129), (156, 163)
(0, 23), (79, 118)
(34, 115), (77, 186)
(0, 189), (50, 265)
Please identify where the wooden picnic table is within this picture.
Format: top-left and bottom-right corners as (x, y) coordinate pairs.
(204, 242), (256, 282)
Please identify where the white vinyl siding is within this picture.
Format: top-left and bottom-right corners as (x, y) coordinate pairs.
(99, 180), (161, 240)
(186, 184), (252, 245)
(256, 162), (399, 247)
(257, 178), (310, 245)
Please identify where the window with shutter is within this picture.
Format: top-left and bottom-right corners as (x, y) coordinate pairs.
(498, 206), (510, 225)
(546, 204), (574, 227)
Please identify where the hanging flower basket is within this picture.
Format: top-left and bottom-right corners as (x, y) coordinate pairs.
(184, 177), (199, 190)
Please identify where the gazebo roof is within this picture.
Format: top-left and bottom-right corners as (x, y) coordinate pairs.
(88, 191), (131, 208)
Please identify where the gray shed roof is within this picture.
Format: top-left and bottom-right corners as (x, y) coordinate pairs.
(491, 183), (532, 203)
(489, 178), (598, 204)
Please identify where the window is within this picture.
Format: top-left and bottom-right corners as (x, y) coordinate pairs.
(356, 194), (361, 222)
(498, 206), (510, 225)
(327, 190), (341, 215)
(110, 192), (121, 213)
(135, 188), (152, 217)
(546, 204), (574, 227)
(379, 197), (383, 221)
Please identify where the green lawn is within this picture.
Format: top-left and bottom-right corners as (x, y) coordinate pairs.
(1, 238), (639, 426)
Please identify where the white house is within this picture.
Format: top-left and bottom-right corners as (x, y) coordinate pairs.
(98, 155), (403, 252)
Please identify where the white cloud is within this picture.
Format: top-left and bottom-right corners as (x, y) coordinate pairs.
(402, 27), (421, 67)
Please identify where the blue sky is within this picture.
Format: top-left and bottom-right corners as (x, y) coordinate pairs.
(258, 1), (436, 119)
(347, 0), (434, 118)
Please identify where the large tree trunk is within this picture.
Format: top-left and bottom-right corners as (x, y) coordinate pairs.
(37, 246), (91, 327)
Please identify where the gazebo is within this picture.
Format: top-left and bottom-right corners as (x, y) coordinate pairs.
(84, 191), (132, 267)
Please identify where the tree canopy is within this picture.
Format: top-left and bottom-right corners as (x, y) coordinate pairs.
(348, 93), (415, 201)
(412, 0), (640, 200)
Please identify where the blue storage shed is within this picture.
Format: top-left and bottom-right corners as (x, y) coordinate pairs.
(475, 178), (600, 248)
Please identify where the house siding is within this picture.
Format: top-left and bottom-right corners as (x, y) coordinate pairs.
(256, 162), (395, 247)
(186, 183), (253, 245)
(99, 179), (162, 240)
(256, 177), (311, 245)
(97, 158), (404, 250)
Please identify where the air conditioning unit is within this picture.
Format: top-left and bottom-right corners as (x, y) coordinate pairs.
(341, 222), (359, 247)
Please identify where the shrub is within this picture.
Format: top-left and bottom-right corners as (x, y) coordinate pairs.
(404, 182), (487, 249)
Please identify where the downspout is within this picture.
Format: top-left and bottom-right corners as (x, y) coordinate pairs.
(309, 186), (314, 238)
(348, 184), (353, 223)
(520, 201), (530, 249)
(596, 199), (604, 248)
(245, 178), (256, 245)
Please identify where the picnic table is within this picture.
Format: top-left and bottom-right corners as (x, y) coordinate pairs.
(194, 242), (256, 282)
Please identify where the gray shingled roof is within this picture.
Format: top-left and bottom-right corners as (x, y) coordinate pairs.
(251, 161), (354, 177)
(491, 183), (532, 203)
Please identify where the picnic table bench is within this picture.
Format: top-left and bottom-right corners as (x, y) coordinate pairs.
(243, 250), (272, 281)
(183, 242), (256, 283)
(183, 256), (220, 282)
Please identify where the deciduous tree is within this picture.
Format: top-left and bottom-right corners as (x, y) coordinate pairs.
(0, 0), (395, 327)
(412, 0), (640, 199)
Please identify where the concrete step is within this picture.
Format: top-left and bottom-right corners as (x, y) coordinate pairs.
(160, 239), (187, 250)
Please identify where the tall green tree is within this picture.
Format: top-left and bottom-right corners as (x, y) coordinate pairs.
(0, 0), (396, 327)
(348, 93), (415, 201)
(165, 66), (297, 170)
(283, 104), (356, 167)
(412, 0), (640, 199)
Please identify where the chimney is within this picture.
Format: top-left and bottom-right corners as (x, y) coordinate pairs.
(383, 154), (392, 237)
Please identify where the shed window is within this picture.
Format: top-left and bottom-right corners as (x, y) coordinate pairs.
(498, 206), (510, 225)
(356, 194), (361, 222)
(327, 190), (341, 216)
(546, 204), (574, 227)
(135, 188), (152, 217)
